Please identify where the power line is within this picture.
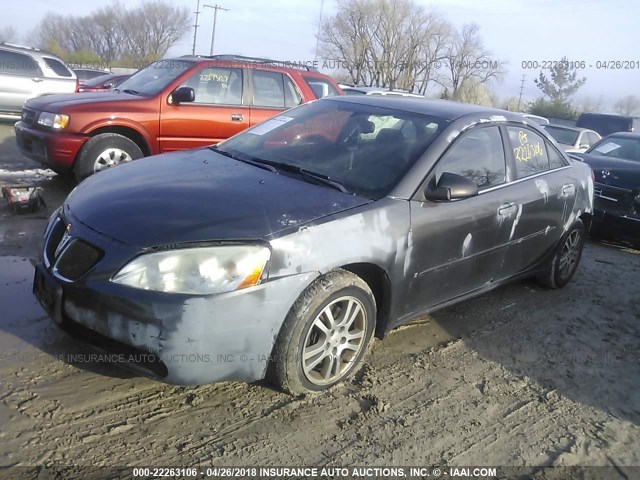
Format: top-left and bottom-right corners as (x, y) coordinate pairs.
(517, 74), (526, 111)
(203, 4), (230, 56)
(192, 0), (202, 55)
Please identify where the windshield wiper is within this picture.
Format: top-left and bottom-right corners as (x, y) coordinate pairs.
(211, 148), (351, 194)
(249, 158), (352, 194)
(122, 89), (140, 95)
(211, 147), (277, 173)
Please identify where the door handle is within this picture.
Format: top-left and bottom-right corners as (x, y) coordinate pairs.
(230, 114), (244, 122)
(498, 202), (516, 215)
(562, 184), (575, 196)
(31, 78), (43, 83)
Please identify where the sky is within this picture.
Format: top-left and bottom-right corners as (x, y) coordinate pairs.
(4, 0), (639, 110)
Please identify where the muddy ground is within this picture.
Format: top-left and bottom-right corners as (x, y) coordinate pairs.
(0, 123), (638, 478)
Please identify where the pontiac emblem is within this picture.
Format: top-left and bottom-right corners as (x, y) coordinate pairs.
(54, 224), (72, 258)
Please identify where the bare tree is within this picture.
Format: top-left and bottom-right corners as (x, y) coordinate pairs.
(34, 1), (190, 66)
(575, 96), (606, 114)
(614, 95), (640, 116)
(0, 26), (18, 43)
(438, 23), (505, 99)
(123, 1), (190, 61)
(318, 0), (457, 92)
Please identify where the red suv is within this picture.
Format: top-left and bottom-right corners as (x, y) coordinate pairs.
(15, 55), (342, 181)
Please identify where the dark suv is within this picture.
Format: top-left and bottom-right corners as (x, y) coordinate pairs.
(576, 112), (639, 137)
(15, 55), (342, 180)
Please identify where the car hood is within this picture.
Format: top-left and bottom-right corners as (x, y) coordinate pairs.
(25, 91), (143, 112)
(572, 153), (640, 189)
(65, 149), (370, 247)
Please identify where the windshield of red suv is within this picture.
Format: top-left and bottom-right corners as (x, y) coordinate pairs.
(216, 99), (447, 199)
(116, 60), (193, 96)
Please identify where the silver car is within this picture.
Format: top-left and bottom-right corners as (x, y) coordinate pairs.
(0, 43), (77, 120)
(543, 124), (601, 153)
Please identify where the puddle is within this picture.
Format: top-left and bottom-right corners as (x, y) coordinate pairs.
(0, 256), (47, 331)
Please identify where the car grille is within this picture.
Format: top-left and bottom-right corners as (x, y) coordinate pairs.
(44, 217), (103, 281)
(21, 107), (38, 127)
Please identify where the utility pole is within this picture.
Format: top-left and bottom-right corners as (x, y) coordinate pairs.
(192, 0), (202, 55)
(517, 74), (526, 111)
(314, 0), (324, 62)
(203, 4), (229, 56)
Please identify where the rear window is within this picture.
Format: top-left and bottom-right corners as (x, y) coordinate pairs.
(303, 76), (340, 99)
(43, 57), (73, 77)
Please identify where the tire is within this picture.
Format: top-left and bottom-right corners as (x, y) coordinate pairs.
(537, 219), (585, 289)
(268, 269), (376, 395)
(74, 133), (143, 182)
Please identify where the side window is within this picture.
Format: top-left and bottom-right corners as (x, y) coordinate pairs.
(0, 50), (42, 76)
(180, 67), (243, 105)
(253, 71), (286, 108)
(303, 76), (340, 99)
(547, 142), (567, 169)
(587, 132), (600, 145)
(284, 75), (302, 108)
(507, 126), (550, 178)
(43, 57), (73, 77)
(435, 126), (506, 190)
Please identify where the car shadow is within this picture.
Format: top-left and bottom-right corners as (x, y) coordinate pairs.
(407, 238), (640, 426)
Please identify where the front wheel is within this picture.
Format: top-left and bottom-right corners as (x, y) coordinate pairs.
(268, 269), (376, 395)
(537, 219), (585, 289)
(74, 133), (143, 182)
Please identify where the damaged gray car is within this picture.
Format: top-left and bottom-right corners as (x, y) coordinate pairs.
(33, 96), (594, 394)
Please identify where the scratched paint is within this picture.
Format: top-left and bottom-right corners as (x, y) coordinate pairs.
(461, 233), (472, 257)
(534, 179), (550, 202)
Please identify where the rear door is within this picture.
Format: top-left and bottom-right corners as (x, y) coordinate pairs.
(404, 125), (513, 313)
(497, 125), (574, 279)
(39, 57), (77, 95)
(248, 70), (302, 126)
(159, 66), (249, 152)
(0, 50), (39, 113)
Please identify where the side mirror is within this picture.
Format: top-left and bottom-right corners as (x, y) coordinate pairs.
(172, 86), (195, 104)
(424, 172), (479, 201)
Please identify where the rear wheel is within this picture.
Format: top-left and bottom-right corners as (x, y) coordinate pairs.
(74, 133), (143, 182)
(268, 269), (376, 395)
(537, 219), (585, 288)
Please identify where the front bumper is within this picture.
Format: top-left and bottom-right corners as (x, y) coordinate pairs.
(15, 121), (87, 170)
(33, 211), (317, 385)
(592, 184), (640, 239)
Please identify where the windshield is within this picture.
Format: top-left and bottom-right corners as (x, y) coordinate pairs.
(216, 99), (448, 199)
(588, 136), (640, 161)
(544, 126), (579, 146)
(116, 60), (193, 96)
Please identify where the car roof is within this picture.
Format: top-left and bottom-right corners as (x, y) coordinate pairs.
(0, 42), (63, 60)
(545, 125), (597, 133)
(323, 95), (525, 122)
(602, 132), (640, 139)
(176, 55), (321, 74)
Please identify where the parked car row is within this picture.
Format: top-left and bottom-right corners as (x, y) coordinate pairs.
(15, 54), (343, 180)
(2, 44), (635, 395)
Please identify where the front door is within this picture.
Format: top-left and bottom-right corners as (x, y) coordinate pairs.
(404, 126), (514, 316)
(159, 66), (249, 152)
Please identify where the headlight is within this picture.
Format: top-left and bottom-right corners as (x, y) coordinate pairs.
(37, 112), (70, 129)
(112, 245), (271, 295)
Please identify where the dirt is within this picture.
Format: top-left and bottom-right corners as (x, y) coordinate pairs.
(0, 123), (639, 477)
